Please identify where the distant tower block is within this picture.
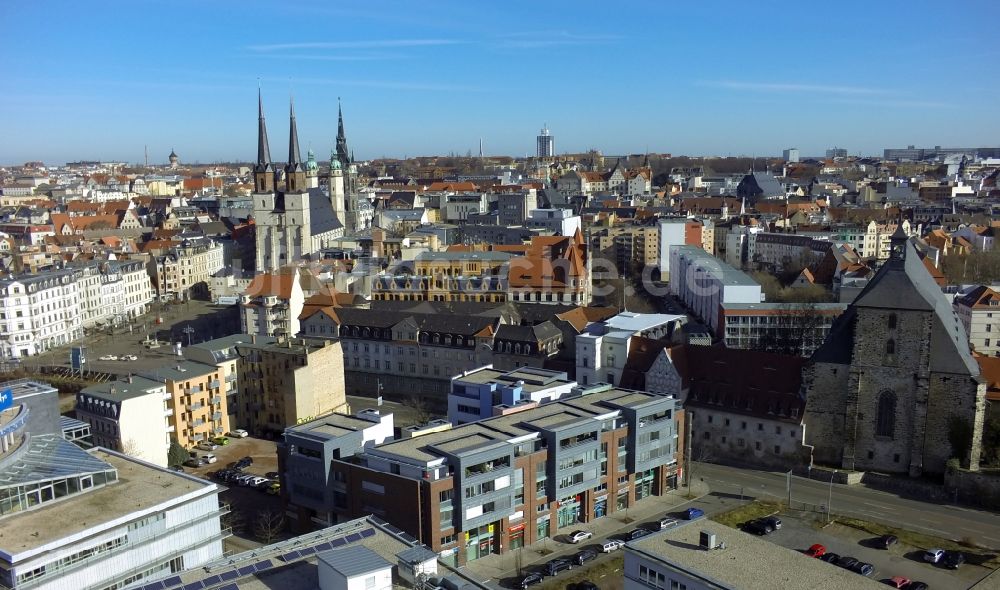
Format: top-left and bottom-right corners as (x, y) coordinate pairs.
(537, 124), (554, 158)
(168, 148), (179, 169)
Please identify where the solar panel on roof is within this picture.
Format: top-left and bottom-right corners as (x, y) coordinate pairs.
(201, 575), (221, 586)
(140, 582), (165, 590)
(360, 528), (376, 538)
(163, 576), (183, 588)
(254, 559), (274, 572)
(237, 565), (256, 576)
(219, 571), (238, 581)
(314, 541), (334, 551)
(298, 546), (317, 556)
(280, 550), (300, 562)
(346, 533), (362, 543)
(219, 584), (239, 590)
(181, 582), (204, 590)
(331, 538), (346, 548)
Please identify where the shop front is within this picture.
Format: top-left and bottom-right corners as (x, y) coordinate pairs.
(509, 522), (526, 549)
(594, 495), (608, 519)
(556, 494), (583, 528)
(465, 523), (496, 562)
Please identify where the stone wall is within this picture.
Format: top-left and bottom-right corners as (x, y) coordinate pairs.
(689, 407), (809, 469)
(801, 361), (849, 466)
(945, 467), (1000, 511)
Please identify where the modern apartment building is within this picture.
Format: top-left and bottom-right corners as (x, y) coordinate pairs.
(235, 336), (349, 437)
(0, 379), (227, 590)
(497, 190), (538, 226)
(279, 409), (395, 527)
(668, 245), (763, 333)
(284, 385), (682, 567)
(448, 366), (577, 424)
(184, 334), (275, 428)
(719, 302), (847, 357)
(589, 224), (659, 270)
(0, 270), (83, 360)
(75, 376), (171, 467)
(525, 208), (581, 237)
(657, 219), (703, 279)
(140, 361), (229, 449)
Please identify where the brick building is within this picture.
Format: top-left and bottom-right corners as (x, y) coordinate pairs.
(280, 386), (682, 566)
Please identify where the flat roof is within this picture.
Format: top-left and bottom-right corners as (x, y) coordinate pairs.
(142, 360), (217, 382)
(317, 544), (393, 577)
(605, 312), (685, 333)
(2, 379), (57, 400)
(721, 302), (848, 312)
(80, 376), (165, 401)
(455, 367), (573, 392)
(628, 519), (886, 590)
(672, 245), (760, 287)
(288, 413), (377, 439)
(1, 450), (212, 556)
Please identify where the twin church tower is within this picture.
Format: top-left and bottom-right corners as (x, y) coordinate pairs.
(252, 91), (362, 272)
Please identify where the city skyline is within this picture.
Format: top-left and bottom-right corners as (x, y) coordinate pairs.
(2, 0), (999, 165)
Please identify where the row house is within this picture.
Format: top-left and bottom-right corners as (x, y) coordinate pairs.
(240, 270), (305, 337)
(0, 270), (83, 359)
(148, 237), (224, 301)
(299, 307), (500, 404)
(279, 385), (682, 567)
(372, 251), (511, 303)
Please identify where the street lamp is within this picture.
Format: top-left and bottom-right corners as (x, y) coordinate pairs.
(827, 470), (837, 523)
(182, 325), (195, 347)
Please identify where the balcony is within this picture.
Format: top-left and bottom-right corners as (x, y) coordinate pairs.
(212, 412), (223, 421)
(210, 396), (222, 405)
(163, 408), (174, 417)
(188, 402), (204, 411)
(190, 385), (204, 394)
(225, 374), (237, 382)
(209, 380), (221, 389)
(192, 418), (206, 427)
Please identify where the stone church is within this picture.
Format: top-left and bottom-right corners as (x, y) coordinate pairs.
(802, 227), (986, 476)
(251, 94), (366, 273)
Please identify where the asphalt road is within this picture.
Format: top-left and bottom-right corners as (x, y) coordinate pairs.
(692, 461), (1000, 549)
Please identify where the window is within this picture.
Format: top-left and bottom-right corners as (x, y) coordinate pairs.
(774, 445), (781, 454)
(885, 339), (895, 355)
(887, 313), (896, 329)
(875, 391), (896, 438)
(365, 576), (376, 589)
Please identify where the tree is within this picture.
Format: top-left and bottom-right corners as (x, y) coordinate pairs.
(402, 395), (433, 424)
(223, 508), (248, 536)
(254, 509), (286, 544)
(747, 303), (828, 357)
(982, 416), (1000, 467)
(167, 439), (189, 467)
(120, 438), (143, 460)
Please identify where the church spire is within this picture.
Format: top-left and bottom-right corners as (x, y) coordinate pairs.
(256, 89), (271, 169)
(336, 97), (350, 167)
(287, 97), (302, 168)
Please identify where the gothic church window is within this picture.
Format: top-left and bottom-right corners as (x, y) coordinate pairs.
(875, 391), (896, 438)
(885, 339), (895, 355)
(887, 313), (897, 329)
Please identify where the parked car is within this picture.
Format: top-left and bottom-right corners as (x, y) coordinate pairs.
(265, 471), (279, 479)
(625, 528), (650, 541)
(943, 551), (965, 569)
(806, 544), (826, 558)
(743, 520), (773, 536)
(183, 457), (205, 468)
(818, 553), (840, 565)
(246, 476), (269, 488)
(836, 557), (859, 571)
(876, 534), (898, 549)
(600, 539), (625, 553)
(212, 436), (230, 446)
(850, 561), (874, 577)
(684, 507), (705, 519)
(197, 441), (219, 452)
(883, 577), (911, 589)
(121, 354), (138, 361)
(266, 482), (281, 495)
(200, 453), (218, 464)
(544, 558), (573, 576)
(761, 516), (782, 530)
(239, 456), (254, 465)
(517, 572), (544, 589)
(568, 530), (593, 544)
(99, 354), (118, 361)
(573, 549), (598, 566)
(906, 582), (928, 590)
(658, 517), (679, 530)
(234, 457), (252, 469)
(574, 582), (599, 590)
(923, 548), (945, 563)
(228, 429), (249, 438)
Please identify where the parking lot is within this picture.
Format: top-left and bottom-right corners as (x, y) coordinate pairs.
(747, 513), (991, 589)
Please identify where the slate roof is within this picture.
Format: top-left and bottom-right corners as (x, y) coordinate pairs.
(811, 238), (979, 376)
(495, 321), (562, 343)
(305, 187), (344, 234)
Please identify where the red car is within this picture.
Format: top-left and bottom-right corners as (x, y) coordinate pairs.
(884, 577), (910, 589)
(806, 544), (826, 558)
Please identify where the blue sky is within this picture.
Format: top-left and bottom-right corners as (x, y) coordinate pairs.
(1, 0), (998, 165)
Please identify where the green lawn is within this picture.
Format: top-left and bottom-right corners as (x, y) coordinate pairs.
(709, 501), (783, 528)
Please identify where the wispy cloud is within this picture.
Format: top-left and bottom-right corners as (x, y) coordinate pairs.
(699, 80), (887, 95)
(253, 53), (407, 62)
(247, 39), (461, 52)
(495, 30), (619, 49)
(828, 97), (951, 109)
(262, 76), (483, 93)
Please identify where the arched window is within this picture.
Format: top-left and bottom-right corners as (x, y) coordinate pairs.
(875, 391), (896, 438)
(887, 313), (897, 329)
(885, 339), (895, 355)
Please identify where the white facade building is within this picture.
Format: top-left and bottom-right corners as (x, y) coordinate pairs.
(317, 545), (394, 590)
(575, 312), (685, 388)
(0, 271), (83, 359)
(669, 245), (763, 333)
(75, 376), (171, 467)
(525, 208), (582, 237)
(448, 366), (578, 424)
(954, 285), (1000, 357)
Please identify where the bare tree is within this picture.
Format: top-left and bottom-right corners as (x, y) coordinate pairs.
(403, 395), (433, 424)
(747, 302), (826, 357)
(120, 438), (143, 460)
(254, 509), (286, 544)
(223, 508), (247, 536)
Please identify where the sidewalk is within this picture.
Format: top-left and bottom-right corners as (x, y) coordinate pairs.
(459, 479), (711, 585)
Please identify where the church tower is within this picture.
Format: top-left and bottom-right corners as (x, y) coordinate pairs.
(284, 99), (308, 193)
(306, 148), (319, 189)
(253, 90), (275, 193)
(330, 150), (345, 220)
(335, 99), (350, 169)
